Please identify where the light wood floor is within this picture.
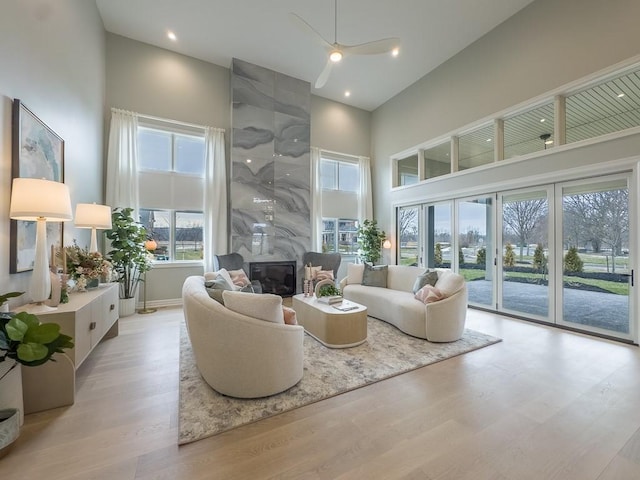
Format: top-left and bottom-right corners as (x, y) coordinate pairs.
(1, 307), (639, 479)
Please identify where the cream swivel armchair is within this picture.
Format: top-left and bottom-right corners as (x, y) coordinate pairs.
(182, 276), (304, 398)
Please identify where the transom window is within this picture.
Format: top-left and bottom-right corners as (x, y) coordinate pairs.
(138, 127), (205, 175)
(321, 157), (359, 192)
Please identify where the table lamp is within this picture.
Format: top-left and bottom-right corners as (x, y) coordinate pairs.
(74, 203), (112, 252)
(10, 178), (73, 310)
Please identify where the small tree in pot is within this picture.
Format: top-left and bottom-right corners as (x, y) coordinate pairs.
(104, 208), (151, 302)
(356, 219), (386, 264)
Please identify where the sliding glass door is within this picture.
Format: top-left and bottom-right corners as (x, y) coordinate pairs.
(557, 176), (632, 338)
(499, 187), (552, 320)
(457, 196), (495, 308)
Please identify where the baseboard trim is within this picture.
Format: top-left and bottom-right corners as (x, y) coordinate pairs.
(137, 298), (182, 309)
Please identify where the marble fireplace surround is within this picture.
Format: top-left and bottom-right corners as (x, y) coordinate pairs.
(230, 58), (311, 290)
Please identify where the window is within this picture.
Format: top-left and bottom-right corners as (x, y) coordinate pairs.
(322, 218), (358, 255)
(137, 124), (206, 262)
(458, 124), (494, 170)
(423, 142), (451, 180)
(396, 153), (419, 186)
(321, 157), (359, 192)
(503, 103), (555, 159)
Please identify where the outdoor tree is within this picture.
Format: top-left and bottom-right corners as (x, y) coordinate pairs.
(476, 247), (486, 266)
(502, 199), (547, 260)
(563, 189), (628, 273)
(459, 248), (465, 266)
(533, 244), (547, 273)
(564, 246), (584, 273)
(504, 242), (515, 267)
(434, 242), (443, 265)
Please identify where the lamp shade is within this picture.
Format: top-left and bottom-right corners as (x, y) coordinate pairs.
(74, 203), (112, 229)
(10, 178), (72, 222)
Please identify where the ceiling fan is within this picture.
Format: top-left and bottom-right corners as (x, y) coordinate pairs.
(291, 0), (401, 89)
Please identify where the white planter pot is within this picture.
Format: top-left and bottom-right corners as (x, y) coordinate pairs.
(0, 362), (23, 426)
(0, 408), (20, 459)
(119, 297), (136, 317)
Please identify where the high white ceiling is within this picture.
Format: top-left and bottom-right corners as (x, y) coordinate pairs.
(96, 0), (535, 111)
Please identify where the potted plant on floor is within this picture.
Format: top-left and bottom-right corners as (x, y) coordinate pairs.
(0, 291), (74, 458)
(356, 219), (386, 264)
(104, 207), (151, 317)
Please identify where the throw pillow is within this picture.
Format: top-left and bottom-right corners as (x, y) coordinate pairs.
(412, 270), (439, 294)
(414, 284), (445, 304)
(436, 271), (465, 296)
(204, 275), (232, 305)
(282, 306), (298, 325)
(206, 268), (235, 290)
(315, 270), (334, 282)
(228, 269), (250, 288)
(361, 263), (388, 288)
(222, 291), (285, 324)
(346, 263), (365, 285)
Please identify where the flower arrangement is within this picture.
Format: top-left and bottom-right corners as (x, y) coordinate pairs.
(63, 241), (111, 291)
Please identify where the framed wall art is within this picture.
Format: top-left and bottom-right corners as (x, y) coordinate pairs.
(10, 99), (65, 273)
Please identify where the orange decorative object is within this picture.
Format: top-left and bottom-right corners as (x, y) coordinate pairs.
(145, 239), (158, 252)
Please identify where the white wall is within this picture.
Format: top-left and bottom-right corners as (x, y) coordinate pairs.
(0, 0), (105, 305)
(371, 0), (640, 236)
(105, 34), (372, 303)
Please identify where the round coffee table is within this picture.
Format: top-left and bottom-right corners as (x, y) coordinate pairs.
(292, 294), (367, 348)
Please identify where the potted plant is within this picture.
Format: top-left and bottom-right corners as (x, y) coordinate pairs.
(64, 241), (111, 291)
(356, 219), (386, 264)
(104, 207), (151, 316)
(0, 291), (74, 458)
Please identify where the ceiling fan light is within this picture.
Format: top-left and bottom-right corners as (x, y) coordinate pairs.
(329, 50), (343, 62)
(391, 47), (400, 57)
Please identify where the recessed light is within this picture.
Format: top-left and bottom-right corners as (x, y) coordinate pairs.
(617, 93), (625, 98)
(246, 159), (252, 163)
(540, 118), (546, 123)
(391, 48), (400, 57)
(486, 138), (492, 142)
(344, 91), (351, 97)
(167, 31), (177, 41)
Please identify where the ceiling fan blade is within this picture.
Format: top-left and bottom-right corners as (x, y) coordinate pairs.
(342, 37), (401, 55)
(315, 59), (333, 89)
(290, 13), (332, 48)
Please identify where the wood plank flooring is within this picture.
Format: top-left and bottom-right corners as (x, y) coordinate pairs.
(1, 307), (639, 479)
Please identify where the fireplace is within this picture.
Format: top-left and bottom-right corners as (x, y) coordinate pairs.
(249, 261), (297, 297)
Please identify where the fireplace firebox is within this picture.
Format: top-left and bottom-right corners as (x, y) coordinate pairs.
(249, 261), (297, 297)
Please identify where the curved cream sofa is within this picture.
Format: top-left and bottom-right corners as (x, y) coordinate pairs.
(339, 265), (468, 342)
(182, 276), (304, 398)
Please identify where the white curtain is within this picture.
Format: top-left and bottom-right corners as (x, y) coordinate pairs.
(106, 109), (140, 215)
(203, 127), (227, 272)
(310, 147), (323, 252)
(358, 155), (373, 223)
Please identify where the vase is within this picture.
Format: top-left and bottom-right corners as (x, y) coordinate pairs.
(119, 297), (136, 317)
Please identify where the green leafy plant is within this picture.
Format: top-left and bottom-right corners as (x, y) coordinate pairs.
(0, 292), (74, 382)
(357, 219), (386, 264)
(105, 207), (152, 299)
(317, 284), (341, 297)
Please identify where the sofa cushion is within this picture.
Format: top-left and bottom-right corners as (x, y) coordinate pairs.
(228, 269), (250, 288)
(362, 263), (388, 288)
(412, 270), (438, 293)
(222, 290), (284, 324)
(205, 268), (236, 290)
(205, 275), (233, 304)
(436, 270), (465, 296)
(282, 306), (298, 325)
(346, 263), (365, 285)
(414, 284), (445, 304)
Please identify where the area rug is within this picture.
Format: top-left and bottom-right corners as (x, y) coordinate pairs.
(178, 318), (501, 444)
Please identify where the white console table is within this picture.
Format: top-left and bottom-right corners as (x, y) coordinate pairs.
(17, 283), (120, 414)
